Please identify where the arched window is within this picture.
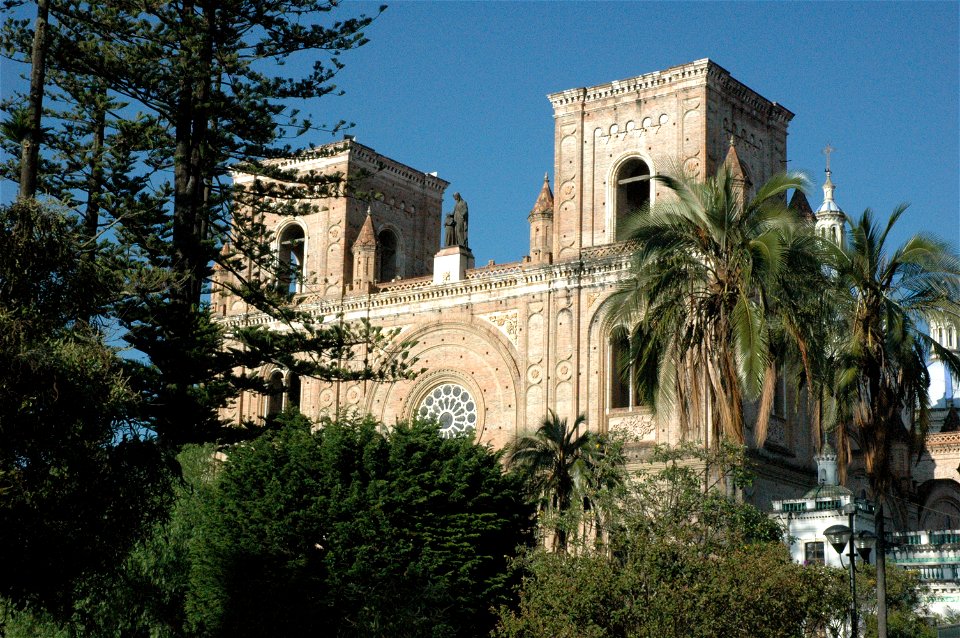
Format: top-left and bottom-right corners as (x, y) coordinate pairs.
(265, 370), (284, 418)
(615, 158), (651, 240)
(378, 229), (398, 282)
(287, 373), (301, 411)
(265, 370), (301, 418)
(277, 224), (305, 295)
(609, 327), (634, 410)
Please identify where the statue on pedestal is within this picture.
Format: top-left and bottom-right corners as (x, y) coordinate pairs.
(443, 192), (469, 248)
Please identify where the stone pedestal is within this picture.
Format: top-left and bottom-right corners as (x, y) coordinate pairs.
(433, 245), (474, 284)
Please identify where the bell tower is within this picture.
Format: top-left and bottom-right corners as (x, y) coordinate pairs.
(814, 144), (845, 246)
(546, 59), (793, 261)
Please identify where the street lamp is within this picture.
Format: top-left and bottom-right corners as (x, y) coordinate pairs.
(856, 530), (877, 564)
(826, 500), (862, 637)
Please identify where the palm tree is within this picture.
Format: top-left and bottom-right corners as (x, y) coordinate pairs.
(505, 411), (599, 552)
(826, 206), (960, 637)
(611, 164), (818, 446)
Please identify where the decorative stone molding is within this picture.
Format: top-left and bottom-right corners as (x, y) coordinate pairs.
(609, 411), (656, 441)
(482, 310), (519, 346)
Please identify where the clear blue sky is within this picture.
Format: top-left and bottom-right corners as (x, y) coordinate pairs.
(323, 1), (959, 266)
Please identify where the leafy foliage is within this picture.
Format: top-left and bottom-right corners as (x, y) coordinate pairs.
(505, 411), (622, 552)
(187, 412), (534, 637)
(610, 166), (828, 446)
(823, 207), (960, 634)
(496, 444), (849, 638)
(0, 0), (407, 449)
(0, 201), (175, 619)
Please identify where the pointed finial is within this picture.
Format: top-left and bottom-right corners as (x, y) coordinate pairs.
(544, 172), (549, 183)
(729, 134), (736, 148)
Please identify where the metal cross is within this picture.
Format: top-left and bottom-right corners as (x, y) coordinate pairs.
(822, 143), (835, 171)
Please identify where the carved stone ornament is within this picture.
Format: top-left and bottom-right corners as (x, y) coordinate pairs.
(527, 365), (543, 384)
(483, 310), (519, 346)
(609, 413), (656, 441)
(346, 385), (362, 404)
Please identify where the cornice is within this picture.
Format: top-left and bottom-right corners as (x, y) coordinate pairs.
(215, 243), (635, 330)
(231, 139), (449, 192)
(548, 59), (713, 109)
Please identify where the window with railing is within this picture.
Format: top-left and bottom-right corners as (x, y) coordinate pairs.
(815, 499), (842, 511)
(782, 502), (807, 513)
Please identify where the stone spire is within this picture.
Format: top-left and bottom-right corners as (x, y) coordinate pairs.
(354, 208), (377, 248)
(528, 173), (554, 264)
(723, 137), (751, 203)
(530, 172), (554, 215)
(789, 189), (814, 221)
(351, 206), (378, 292)
(815, 144), (845, 245)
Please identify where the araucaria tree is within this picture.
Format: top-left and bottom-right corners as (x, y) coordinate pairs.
(611, 165), (819, 445)
(0, 0), (419, 625)
(826, 206), (960, 636)
(0, 0), (405, 448)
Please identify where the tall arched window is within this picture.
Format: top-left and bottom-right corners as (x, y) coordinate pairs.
(265, 370), (301, 418)
(609, 327), (634, 410)
(277, 224), (305, 295)
(615, 158), (651, 240)
(287, 373), (301, 411)
(378, 229), (398, 282)
(265, 370), (284, 418)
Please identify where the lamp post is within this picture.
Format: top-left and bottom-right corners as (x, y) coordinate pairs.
(826, 501), (861, 637)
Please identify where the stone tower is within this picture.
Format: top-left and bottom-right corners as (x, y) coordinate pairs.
(546, 59), (793, 261)
(221, 139), (448, 312)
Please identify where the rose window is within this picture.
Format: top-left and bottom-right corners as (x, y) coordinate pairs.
(417, 383), (478, 438)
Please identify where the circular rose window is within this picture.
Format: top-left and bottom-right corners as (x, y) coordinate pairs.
(417, 383), (478, 438)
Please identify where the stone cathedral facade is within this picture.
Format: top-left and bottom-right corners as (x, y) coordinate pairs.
(212, 58), (956, 512)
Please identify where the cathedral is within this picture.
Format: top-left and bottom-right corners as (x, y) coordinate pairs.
(212, 58), (959, 515)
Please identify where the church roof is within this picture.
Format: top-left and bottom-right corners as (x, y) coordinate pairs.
(803, 483), (853, 500)
(530, 173), (554, 216)
(355, 209), (377, 249)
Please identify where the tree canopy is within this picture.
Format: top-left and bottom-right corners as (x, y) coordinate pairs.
(496, 443), (849, 638)
(0, 200), (174, 618)
(610, 165), (822, 445)
(187, 413), (534, 637)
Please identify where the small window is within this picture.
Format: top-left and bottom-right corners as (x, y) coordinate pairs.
(277, 225), (305, 295)
(378, 229), (398, 281)
(805, 541), (825, 565)
(265, 370), (300, 418)
(614, 159), (651, 240)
